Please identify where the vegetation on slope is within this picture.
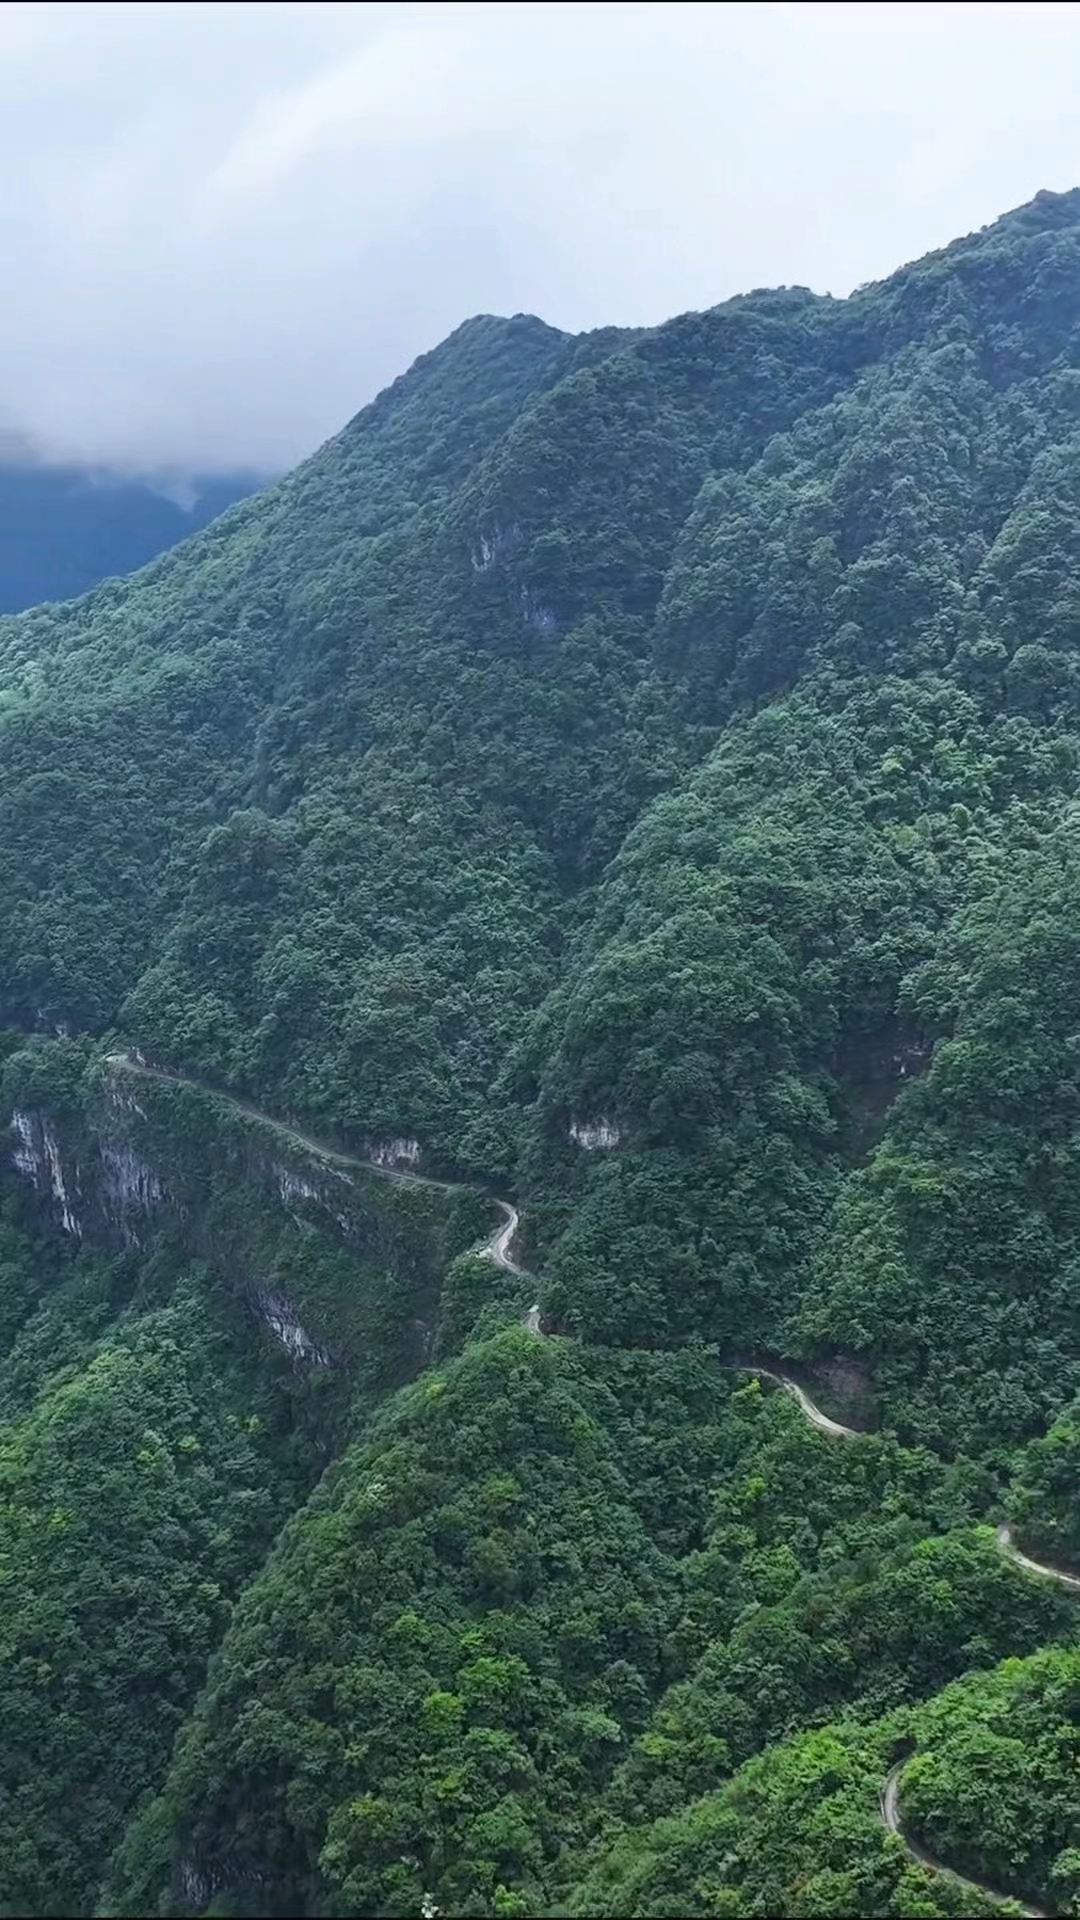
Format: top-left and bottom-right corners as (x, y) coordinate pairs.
(8, 191), (1080, 1914)
(0, 1231), (306, 1918)
(575, 1646), (1080, 1918)
(100, 1346), (1074, 1919)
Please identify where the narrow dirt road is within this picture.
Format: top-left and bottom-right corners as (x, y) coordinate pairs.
(995, 1524), (1080, 1593)
(104, 1053), (533, 1294)
(881, 1762), (1048, 1917)
(98, 1051), (1072, 1900)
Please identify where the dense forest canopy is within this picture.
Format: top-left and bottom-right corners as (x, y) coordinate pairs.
(6, 190), (1080, 1915)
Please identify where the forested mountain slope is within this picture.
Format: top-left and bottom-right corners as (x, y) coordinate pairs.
(7, 190), (1080, 1915)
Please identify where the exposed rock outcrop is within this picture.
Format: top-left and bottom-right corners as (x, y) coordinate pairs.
(11, 1107), (83, 1237)
(569, 1117), (623, 1151)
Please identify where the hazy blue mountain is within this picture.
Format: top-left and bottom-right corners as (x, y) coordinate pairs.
(0, 457), (260, 609)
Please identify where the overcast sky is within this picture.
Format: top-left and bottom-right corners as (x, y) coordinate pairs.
(5, 0), (1080, 476)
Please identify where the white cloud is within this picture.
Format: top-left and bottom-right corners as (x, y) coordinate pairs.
(3, 0), (1080, 474)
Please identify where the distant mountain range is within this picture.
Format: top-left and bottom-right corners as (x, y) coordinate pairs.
(0, 460), (260, 610)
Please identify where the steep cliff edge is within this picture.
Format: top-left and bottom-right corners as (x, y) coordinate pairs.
(4, 1037), (490, 1401)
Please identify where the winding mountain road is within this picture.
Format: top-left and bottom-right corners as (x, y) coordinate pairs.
(717, 1357), (1073, 1915)
(104, 1053), (538, 1314)
(484, 1198), (526, 1277)
(880, 1762), (1048, 1917)
(99, 1051), (1075, 1912)
(995, 1524), (1080, 1594)
(719, 1359), (861, 1438)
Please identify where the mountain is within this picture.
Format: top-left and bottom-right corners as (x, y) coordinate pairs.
(0, 458), (258, 611)
(6, 191), (1080, 1916)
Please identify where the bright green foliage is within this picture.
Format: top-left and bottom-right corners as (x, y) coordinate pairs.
(95, 1356), (1079, 1918)
(1008, 1402), (1080, 1566)
(8, 192), (1080, 1914)
(575, 1646), (1080, 1917)
(899, 1648), (1080, 1910)
(0, 1246), (306, 1918)
(570, 1717), (1003, 1919)
(101, 1337), (692, 1918)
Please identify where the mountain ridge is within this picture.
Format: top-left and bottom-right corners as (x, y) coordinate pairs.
(8, 189), (1080, 1916)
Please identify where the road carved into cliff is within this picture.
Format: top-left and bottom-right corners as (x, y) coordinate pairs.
(99, 1052), (1076, 1911)
(995, 1524), (1080, 1594)
(719, 1359), (861, 1438)
(103, 1053), (538, 1310)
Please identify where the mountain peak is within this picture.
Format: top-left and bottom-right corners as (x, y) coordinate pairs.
(11, 193), (1080, 1920)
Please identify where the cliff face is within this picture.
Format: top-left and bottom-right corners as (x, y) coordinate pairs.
(12, 1103), (90, 1237)
(6, 1047), (488, 1389)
